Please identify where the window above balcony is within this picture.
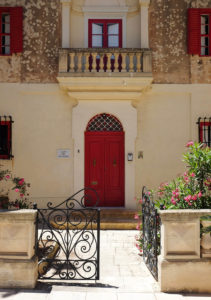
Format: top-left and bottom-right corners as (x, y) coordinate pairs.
(88, 19), (122, 48)
(60, 0), (150, 49)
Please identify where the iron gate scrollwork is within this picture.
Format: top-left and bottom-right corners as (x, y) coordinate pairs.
(36, 188), (100, 280)
(142, 186), (160, 281)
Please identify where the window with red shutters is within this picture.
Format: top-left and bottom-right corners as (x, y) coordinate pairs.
(197, 117), (211, 147)
(0, 116), (13, 160)
(0, 7), (23, 55)
(88, 19), (122, 48)
(188, 8), (211, 56)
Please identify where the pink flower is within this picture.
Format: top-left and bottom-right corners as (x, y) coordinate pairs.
(20, 193), (24, 198)
(139, 198), (143, 204)
(171, 197), (176, 205)
(198, 191), (202, 198)
(190, 173), (195, 177)
(148, 191), (151, 196)
(136, 222), (141, 230)
(188, 202), (192, 206)
(191, 195), (197, 201)
(175, 192), (180, 198)
(186, 141), (194, 147)
(184, 172), (188, 177)
(15, 188), (19, 192)
(134, 214), (139, 220)
(184, 195), (192, 202)
(18, 179), (24, 185)
(5, 175), (10, 179)
(172, 190), (176, 196)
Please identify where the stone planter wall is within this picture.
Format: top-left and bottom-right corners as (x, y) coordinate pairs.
(0, 209), (38, 288)
(158, 209), (211, 293)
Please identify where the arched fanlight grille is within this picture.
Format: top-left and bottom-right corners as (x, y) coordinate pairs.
(86, 113), (123, 132)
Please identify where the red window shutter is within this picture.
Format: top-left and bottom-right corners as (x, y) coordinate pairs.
(10, 7), (23, 53)
(187, 8), (200, 55)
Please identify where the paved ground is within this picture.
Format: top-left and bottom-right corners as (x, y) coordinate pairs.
(0, 230), (211, 300)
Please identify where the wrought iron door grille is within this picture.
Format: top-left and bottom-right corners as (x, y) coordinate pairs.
(36, 188), (100, 280)
(86, 113), (123, 131)
(142, 186), (160, 281)
(197, 117), (211, 147)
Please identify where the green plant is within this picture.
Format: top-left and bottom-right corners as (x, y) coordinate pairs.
(155, 142), (211, 210)
(0, 166), (31, 209)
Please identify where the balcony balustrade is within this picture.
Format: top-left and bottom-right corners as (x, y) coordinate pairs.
(58, 48), (152, 76)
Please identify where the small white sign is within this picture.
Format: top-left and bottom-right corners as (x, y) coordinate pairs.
(57, 149), (70, 158)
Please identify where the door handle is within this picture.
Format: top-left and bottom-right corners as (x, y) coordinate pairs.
(93, 159), (96, 167)
(113, 159), (117, 166)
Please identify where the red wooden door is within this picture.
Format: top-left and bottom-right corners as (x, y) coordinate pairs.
(85, 131), (124, 207)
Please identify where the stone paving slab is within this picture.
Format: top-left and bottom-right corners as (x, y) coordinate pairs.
(0, 231), (211, 299)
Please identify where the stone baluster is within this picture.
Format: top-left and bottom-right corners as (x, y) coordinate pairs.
(121, 52), (127, 73)
(99, 53), (104, 72)
(77, 53), (82, 73)
(92, 52), (97, 72)
(84, 52), (90, 72)
(114, 52), (119, 73)
(129, 53), (134, 73)
(136, 52), (142, 73)
(59, 50), (68, 73)
(69, 52), (75, 73)
(107, 53), (112, 72)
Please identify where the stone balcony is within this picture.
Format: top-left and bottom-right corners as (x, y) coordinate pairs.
(57, 48), (153, 102)
(58, 48), (152, 76)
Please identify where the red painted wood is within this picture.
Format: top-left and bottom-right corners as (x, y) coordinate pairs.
(187, 8), (200, 55)
(0, 7), (23, 55)
(88, 19), (122, 48)
(85, 131), (124, 207)
(10, 7), (23, 54)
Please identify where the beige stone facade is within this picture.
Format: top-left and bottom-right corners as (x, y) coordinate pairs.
(0, 210), (38, 288)
(0, 0), (210, 209)
(158, 210), (211, 293)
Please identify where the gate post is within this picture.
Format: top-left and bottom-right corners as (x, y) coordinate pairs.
(0, 209), (38, 288)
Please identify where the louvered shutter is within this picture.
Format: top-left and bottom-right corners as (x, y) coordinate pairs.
(10, 7), (23, 54)
(187, 8), (200, 55)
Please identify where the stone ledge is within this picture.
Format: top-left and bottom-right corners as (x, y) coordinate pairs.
(0, 209), (37, 221)
(159, 209), (211, 221)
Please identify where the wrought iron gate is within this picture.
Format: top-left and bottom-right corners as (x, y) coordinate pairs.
(142, 186), (160, 281)
(36, 188), (100, 280)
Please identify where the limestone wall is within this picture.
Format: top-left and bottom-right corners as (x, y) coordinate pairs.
(149, 0), (211, 83)
(0, 0), (61, 83)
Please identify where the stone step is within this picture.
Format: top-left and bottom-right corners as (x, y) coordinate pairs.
(100, 209), (137, 220)
(99, 209), (139, 230)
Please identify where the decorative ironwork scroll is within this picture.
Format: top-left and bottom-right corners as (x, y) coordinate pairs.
(36, 188), (100, 280)
(86, 113), (123, 132)
(142, 186), (160, 281)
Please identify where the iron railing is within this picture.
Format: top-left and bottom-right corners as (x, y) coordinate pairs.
(142, 186), (160, 281)
(197, 117), (211, 147)
(0, 115), (13, 159)
(35, 188), (100, 281)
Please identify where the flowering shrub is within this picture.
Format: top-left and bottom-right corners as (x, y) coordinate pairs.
(155, 142), (211, 210)
(0, 166), (31, 209)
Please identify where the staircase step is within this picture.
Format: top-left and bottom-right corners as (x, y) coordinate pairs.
(100, 209), (137, 220)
